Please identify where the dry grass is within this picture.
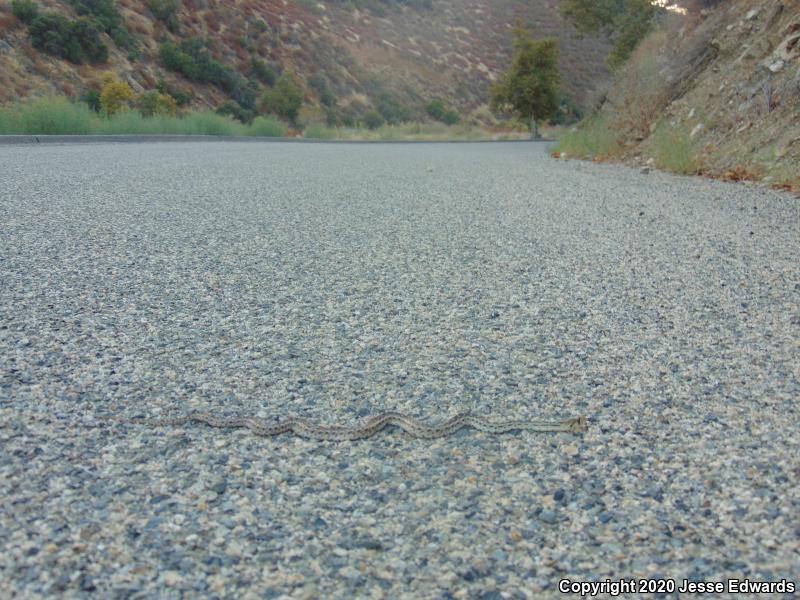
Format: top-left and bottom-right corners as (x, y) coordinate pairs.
(651, 122), (699, 175)
(554, 116), (624, 160)
(303, 121), (529, 141)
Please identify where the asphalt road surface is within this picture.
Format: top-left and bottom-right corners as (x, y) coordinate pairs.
(1, 141), (798, 598)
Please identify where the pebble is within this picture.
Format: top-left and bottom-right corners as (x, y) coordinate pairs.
(1, 142), (797, 598)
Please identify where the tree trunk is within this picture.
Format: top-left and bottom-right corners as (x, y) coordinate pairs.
(530, 116), (538, 140)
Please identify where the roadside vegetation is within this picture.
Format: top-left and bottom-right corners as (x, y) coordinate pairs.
(303, 121), (529, 142)
(0, 94), (531, 140)
(553, 1), (798, 192)
(489, 23), (561, 139)
(0, 95), (286, 136)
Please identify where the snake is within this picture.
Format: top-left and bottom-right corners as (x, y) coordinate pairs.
(110, 410), (588, 441)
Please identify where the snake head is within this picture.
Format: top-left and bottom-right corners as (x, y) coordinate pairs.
(566, 416), (588, 433)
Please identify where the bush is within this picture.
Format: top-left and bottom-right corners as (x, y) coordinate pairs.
(426, 99), (445, 121)
(551, 95), (584, 126)
(363, 110), (384, 129)
(27, 13), (108, 64)
(441, 109), (459, 125)
(651, 123), (698, 174)
(70, 17), (109, 63)
(260, 73), (303, 123)
(372, 90), (410, 124)
(159, 38), (253, 108)
(82, 89), (102, 112)
(67, 0), (135, 51)
(247, 116), (287, 137)
(11, 0), (39, 24)
(137, 90), (177, 117)
(147, 0), (179, 32)
(304, 122), (338, 139)
(0, 96), (97, 134)
(308, 72), (336, 107)
(216, 100), (255, 124)
(100, 73), (135, 116)
(554, 115), (623, 159)
(426, 99), (460, 125)
(250, 58), (276, 86)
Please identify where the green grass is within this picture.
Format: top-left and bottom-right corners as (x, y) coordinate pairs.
(0, 96), (96, 134)
(0, 96), (292, 136)
(302, 121), (528, 141)
(245, 116), (287, 137)
(554, 115), (623, 159)
(0, 96), (525, 141)
(651, 122), (698, 175)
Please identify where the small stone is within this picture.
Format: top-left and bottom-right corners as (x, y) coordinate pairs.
(163, 571), (183, 586)
(539, 509), (558, 524)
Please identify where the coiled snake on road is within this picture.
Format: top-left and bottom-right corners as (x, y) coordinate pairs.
(112, 411), (588, 441)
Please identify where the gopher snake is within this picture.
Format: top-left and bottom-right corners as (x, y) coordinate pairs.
(112, 411), (587, 441)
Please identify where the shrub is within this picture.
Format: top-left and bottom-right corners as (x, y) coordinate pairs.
(94, 110), (245, 135)
(0, 96), (97, 134)
(551, 95), (583, 125)
(363, 110), (384, 129)
(179, 111), (242, 135)
(27, 13), (108, 64)
(426, 99), (460, 125)
(554, 115), (623, 159)
(372, 91), (410, 124)
(137, 90), (177, 117)
(250, 57), (276, 86)
(441, 109), (459, 125)
(561, 0), (662, 67)
(260, 73), (303, 123)
(156, 78), (193, 106)
(304, 122), (338, 139)
(147, 0), (179, 32)
(160, 38), (253, 108)
(169, 88), (193, 106)
(100, 73), (135, 116)
(67, 0), (135, 50)
(216, 100), (255, 124)
(70, 17), (109, 63)
(247, 115), (287, 137)
(651, 123), (698, 174)
(11, 0), (39, 24)
(426, 99), (445, 121)
(308, 72), (336, 107)
(82, 89), (102, 112)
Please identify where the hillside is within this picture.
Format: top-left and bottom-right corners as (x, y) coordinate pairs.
(0, 0), (609, 124)
(558, 0), (799, 190)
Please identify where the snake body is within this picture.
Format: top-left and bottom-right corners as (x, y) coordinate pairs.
(115, 411), (587, 440)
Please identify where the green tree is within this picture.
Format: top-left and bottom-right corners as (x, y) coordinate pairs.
(561, 0), (662, 67)
(490, 27), (560, 139)
(260, 73), (303, 123)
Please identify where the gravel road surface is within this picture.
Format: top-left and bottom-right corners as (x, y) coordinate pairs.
(1, 141), (798, 598)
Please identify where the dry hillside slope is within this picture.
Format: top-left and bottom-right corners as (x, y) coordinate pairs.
(569, 0), (799, 189)
(0, 0), (609, 121)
